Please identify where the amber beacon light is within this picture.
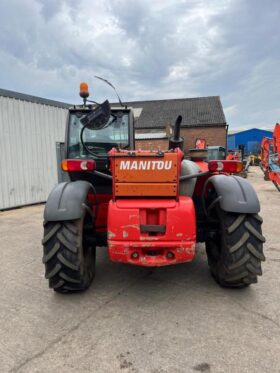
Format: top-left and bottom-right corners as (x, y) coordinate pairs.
(79, 82), (90, 99)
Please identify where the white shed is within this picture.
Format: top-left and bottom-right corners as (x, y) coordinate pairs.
(0, 89), (69, 210)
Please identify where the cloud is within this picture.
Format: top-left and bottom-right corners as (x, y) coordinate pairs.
(0, 0), (279, 129)
(224, 104), (238, 116)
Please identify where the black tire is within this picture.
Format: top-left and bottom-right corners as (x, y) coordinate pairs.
(206, 207), (265, 288)
(42, 212), (96, 293)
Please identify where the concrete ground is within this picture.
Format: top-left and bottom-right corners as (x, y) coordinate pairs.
(0, 166), (279, 373)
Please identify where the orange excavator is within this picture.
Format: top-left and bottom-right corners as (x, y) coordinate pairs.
(260, 123), (280, 191)
(226, 150), (240, 161)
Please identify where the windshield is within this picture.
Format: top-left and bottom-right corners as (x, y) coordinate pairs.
(208, 148), (226, 161)
(68, 111), (129, 158)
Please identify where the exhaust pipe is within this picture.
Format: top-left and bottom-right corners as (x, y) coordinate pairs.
(169, 115), (184, 150)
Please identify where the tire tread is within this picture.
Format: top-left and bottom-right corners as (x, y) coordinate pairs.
(206, 211), (265, 288)
(42, 218), (95, 293)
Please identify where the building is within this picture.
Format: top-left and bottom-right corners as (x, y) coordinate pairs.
(0, 88), (69, 210)
(0, 89), (227, 209)
(125, 97), (227, 152)
(227, 128), (273, 154)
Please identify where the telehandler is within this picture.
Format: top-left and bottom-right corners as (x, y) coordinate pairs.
(42, 83), (265, 292)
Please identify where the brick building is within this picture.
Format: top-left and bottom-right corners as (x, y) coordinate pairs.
(124, 96), (227, 153)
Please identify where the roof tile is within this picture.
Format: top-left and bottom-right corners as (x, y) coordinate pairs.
(122, 96), (226, 129)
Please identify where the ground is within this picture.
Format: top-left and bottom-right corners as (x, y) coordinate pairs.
(0, 167), (279, 373)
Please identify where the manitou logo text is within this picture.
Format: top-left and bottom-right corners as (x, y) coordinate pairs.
(119, 160), (173, 171)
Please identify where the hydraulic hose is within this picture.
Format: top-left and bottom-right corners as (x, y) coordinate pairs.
(93, 170), (113, 180)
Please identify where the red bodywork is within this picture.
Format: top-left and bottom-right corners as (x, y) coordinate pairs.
(273, 123), (280, 163)
(88, 193), (111, 233)
(107, 198), (196, 266)
(106, 148), (196, 266)
(69, 154), (241, 266)
(260, 137), (273, 172)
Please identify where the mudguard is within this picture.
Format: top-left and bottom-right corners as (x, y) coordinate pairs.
(209, 175), (260, 213)
(44, 181), (93, 221)
(180, 160), (200, 197)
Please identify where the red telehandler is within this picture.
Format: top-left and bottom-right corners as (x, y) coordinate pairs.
(260, 123), (280, 191)
(42, 83), (265, 293)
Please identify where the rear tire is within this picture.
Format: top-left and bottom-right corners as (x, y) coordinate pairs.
(42, 212), (96, 293)
(206, 207), (265, 288)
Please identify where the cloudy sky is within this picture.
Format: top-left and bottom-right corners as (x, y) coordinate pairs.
(0, 0), (279, 129)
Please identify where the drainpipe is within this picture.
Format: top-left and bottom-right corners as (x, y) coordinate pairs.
(225, 123), (229, 151)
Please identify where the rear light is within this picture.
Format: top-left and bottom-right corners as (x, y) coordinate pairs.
(61, 159), (95, 172)
(208, 160), (243, 173)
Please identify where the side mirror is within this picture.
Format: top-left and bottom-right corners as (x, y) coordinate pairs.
(81, 100), (111, 130)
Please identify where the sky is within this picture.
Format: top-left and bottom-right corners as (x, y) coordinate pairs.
(0, 0), (279, 130)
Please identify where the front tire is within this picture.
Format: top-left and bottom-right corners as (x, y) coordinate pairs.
(206, 208), (265, 288)
(42, 212), (96, 293)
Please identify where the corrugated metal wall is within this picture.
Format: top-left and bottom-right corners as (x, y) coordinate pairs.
(227, 129), (273, 153)
(0, 96), (68, 209)
(227, 134), (235, 150)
